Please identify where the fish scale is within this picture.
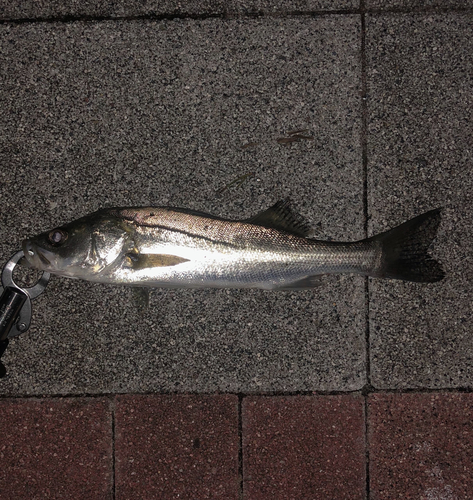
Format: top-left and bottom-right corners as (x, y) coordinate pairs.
(121, 210), (376, 287)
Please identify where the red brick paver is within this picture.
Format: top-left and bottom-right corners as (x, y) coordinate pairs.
(3, 392), (471, 500)
(369, 393), (473, 500)
(242, 395), (366, 500)
(115, 394), (239, 500)
(0, 398), (112, 500)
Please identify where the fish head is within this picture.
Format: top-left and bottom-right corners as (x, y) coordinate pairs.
(22, 211), (132, 280)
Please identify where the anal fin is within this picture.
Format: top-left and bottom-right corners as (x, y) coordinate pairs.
(271, 275), (323, 290)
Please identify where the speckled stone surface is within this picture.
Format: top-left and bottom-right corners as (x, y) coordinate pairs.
(366, 13), (473, 389)
(369, 392), (473, 500)
(115, 394), (239, 500)
(0, 398), (112, 499)
(0, 1), (358, 21)
(242, 395), (366, 500)
(0, 16), (365, 395)
(366, 0), (473, 9)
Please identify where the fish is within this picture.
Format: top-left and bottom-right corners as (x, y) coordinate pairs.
(21, 201), (444, 289)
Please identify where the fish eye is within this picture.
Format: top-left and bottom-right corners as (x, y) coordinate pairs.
(48, 229), (68, 246)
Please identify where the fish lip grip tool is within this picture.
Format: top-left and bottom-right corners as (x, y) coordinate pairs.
(0, 250), (50, 377)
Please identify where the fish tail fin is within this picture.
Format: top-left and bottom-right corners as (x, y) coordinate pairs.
(369, 208), (444, 283)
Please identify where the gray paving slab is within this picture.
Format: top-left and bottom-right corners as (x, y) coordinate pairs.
(366, 0), (473, 9)
(0, 1), (358, 21)
(367, 13), (473, 389)
(0, 16), (365, 395)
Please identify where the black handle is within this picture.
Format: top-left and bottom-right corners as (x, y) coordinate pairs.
(0, 286), (28, 342)
(0, 286), (28, 378)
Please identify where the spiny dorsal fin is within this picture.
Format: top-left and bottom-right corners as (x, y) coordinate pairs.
(244, 200), (312, 237)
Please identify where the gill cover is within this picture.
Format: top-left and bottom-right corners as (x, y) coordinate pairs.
(22, 213), (131, 278)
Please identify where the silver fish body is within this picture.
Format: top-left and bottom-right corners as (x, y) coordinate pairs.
(22, 201), (444, 289)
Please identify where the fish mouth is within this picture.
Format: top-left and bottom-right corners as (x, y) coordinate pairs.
(21, 240), (51, 270)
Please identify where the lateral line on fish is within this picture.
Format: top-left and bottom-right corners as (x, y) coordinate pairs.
(132, 222), (242, 249)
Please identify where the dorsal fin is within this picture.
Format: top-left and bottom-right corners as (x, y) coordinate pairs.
(244, 200), (312, 237)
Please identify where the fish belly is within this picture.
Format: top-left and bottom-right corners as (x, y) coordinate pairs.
(108, 240), (376, 289)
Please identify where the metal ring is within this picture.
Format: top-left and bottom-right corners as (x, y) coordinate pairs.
(1, 250), (51, 299)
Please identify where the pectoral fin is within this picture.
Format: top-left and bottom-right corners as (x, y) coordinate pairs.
(131, 287), (150, 312)
(125, 253), (189, 270)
